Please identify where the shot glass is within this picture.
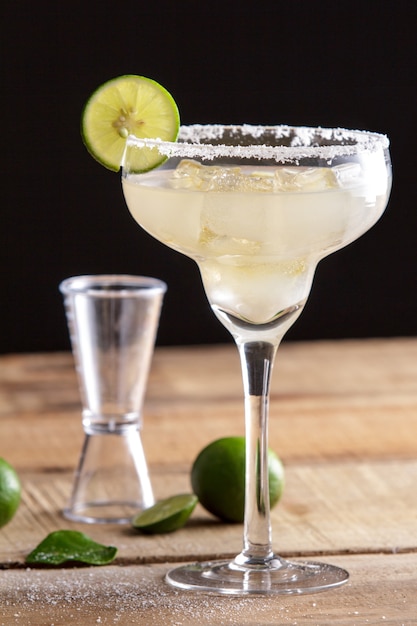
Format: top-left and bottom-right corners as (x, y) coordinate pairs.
(60, 274), (166, 524)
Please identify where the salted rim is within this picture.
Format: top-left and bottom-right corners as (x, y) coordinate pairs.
(124, 124), (390, 163)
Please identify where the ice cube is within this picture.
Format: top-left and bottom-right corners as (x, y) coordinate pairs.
(199, 226), (261, 255)
(169, 159), (206, 189)
(199, 196), (262, 255)
(331, 163), (362, 188)
(274, 167), (337, 191)
(169, 160), (240, 191)
(171, 160), (278, 192)
(203, 167), (244, 191)
(245, 171), (276, 192)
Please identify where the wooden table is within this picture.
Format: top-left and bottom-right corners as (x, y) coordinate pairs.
(1, 338), (417, 624)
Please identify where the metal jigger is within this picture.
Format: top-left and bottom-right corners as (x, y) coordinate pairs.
(60, 275), (166, 524)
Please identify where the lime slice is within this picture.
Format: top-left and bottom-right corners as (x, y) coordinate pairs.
(25, 530), (117, 566)
(81, 75), (180, 172)
(0, 458), (21, 528)
(132, 494), (198, 534)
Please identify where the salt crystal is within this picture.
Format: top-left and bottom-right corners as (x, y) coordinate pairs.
(127, 124), (389, 164)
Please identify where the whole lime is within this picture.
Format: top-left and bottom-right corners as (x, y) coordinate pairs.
(0, 458), (21, 528)
(191, 436), (284, 523)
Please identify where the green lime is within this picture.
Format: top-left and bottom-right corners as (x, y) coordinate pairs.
(191, 436), (284, 523)
(132, 494), (198, 534)
(26, 530), (117, 565)
(0, 458), (21, 528)
(81, 74), (180, 172)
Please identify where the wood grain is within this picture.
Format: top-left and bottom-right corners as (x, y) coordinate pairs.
(1, 459), (417, 566)
(1, 339), (417, 623)
(1, 554), (416, 625)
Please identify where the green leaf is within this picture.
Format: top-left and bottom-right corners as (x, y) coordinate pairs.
(25, 530), (117, 566)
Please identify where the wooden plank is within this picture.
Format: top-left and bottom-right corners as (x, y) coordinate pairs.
(2, 340), (417, 470)
(1, 553), (416, 625)
(2, 392), (417, 470)
(1, 460), (417, 566)
(4, 338), (417, 413)
(0, 338), (414, 411)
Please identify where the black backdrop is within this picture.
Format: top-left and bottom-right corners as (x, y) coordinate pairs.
(2, 1), (416, 353)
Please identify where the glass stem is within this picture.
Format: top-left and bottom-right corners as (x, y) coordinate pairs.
(235, 339), (279, 566)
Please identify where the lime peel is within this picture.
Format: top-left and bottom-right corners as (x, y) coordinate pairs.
(132, 494), (198, 534)
(0, 458), (21, 528)
(25, 530), (117, 566)
(191, 436), (285, 523)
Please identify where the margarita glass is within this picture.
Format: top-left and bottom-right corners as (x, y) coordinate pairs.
(122, 125), (391, 595)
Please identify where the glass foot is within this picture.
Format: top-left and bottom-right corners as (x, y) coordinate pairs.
(166, 556), (349, 595)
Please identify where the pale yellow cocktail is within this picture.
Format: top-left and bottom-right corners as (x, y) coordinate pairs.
(123, 159), (389, 325)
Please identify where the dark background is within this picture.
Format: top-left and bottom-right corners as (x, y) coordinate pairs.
(2, 1), (416, 354)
